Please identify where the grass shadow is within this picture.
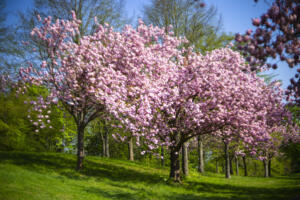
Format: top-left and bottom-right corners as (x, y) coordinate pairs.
(185, 179), (300, 200)
(85, 184), (233, 200)
(0, 151), (165, 184)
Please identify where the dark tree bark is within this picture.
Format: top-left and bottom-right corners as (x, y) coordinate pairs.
(170, 147), (181, 183)
(216, 158), (219, 173)
(168, 130), (184, 183)
(128, 137), (134, 161)
(243, 156), (248, 176)
(263, 160), (269, 177)
(235, 155), (239, 176)
(161, 146), (165, 166)
(76, 124), (85, 170)
(230, 156), (234, 175)
(197, 135), (204, 173)
(182, 142), (189, 176)
(224, 142), (231, 179)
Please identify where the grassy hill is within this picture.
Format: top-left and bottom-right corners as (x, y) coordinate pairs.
(0, 152), (299, 200)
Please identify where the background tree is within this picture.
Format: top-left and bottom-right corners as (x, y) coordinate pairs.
(110, 123), (136, 161)
(143, 0), (233, 53)
(197, 135), (205, 173)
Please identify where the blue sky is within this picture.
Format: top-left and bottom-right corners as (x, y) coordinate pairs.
(5, 0), (297, 89)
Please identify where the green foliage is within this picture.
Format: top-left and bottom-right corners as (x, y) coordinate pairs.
(188, 147), (292, 177)
(0, 89), (32, 150)
(0, 151), (300, 200)
(85, 117), (129, 159)
(257, 73), (279, 84)
(282, 105), (300, 173)
(0, 86), (75, 152)
(282, 143), (300, 173)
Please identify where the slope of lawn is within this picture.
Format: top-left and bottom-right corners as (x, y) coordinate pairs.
(0, 151), (299, 200)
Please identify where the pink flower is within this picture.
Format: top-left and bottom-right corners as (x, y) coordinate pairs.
(252, 18), (260, 26)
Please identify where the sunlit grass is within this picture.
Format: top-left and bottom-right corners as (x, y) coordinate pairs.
(0, 151), (299, 200)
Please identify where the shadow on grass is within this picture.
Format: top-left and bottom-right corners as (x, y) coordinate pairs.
(85, 185), (231, 200)
(0, 151), (164, 184)
(0, 151), (299, 200)
(185, 179), (300, 200)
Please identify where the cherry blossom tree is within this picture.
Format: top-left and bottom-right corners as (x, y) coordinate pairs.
(112, 45), (290, 182)
(18, 12), (128, 170)
(235, 0), (299, 104)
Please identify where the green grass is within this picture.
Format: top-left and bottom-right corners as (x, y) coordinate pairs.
(0, 152), (299, 200)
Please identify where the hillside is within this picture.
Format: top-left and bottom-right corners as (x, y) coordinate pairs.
(0, 152), (299, 200)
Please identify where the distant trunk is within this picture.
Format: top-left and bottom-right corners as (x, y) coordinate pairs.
(182, 142), (189, 176)
(230, 156), (234, 175)
(170, 147), (181, 183)
(102, 137), (106, 157)
(104, 130), (110, 157)
(76, 124), (85, 170)
(128, 137), (134, 161)
(263, 160), (269, 177)
(161, 146), (165, 166)
(268, 159), (271, 177)
(224, 142), (231, 179)
(235, 155), (239, 176)
(216, 158), (219, 173)
(243, 156), (248, 176)
(197, 135), (204, 173)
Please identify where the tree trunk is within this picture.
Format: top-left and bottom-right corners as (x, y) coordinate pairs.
(197, 135), (204, 173)
(243, 156), (248, 176)
(268, 159), (271, 177)
(104, 130), (110, 157)
(216, 158), (219, 173)
(76, 124), (85, 171)
(224, 142), (231, 179)
(161, 146), (165, 166)
(230, 156), (234, 175)
(169, 147), (181, 183)
(263, 160), (269, 177)
(128, 137), (134, 161)
(182, 142), (189, 176)
(235, 155), (239, 176)
(101, 134), (105, 157)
